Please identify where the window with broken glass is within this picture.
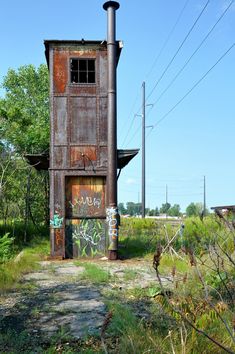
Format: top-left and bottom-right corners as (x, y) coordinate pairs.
(70, 59), (96, 84)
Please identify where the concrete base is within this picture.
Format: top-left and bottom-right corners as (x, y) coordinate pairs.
(108, 250), (118, 260)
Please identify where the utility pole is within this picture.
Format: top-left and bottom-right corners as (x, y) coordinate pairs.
(203, 175), (206, 215)
(142, 81), (146, 218)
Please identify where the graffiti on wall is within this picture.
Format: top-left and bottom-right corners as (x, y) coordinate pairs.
(67, 192), (104, 218)
(106, 207), (119, 250)
(69, 196), (101, 209)
(50, 210), (63, 228)
(72, 219), (105, 257)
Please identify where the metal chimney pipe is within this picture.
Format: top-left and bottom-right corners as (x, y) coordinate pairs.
(103, 1), (120, 260)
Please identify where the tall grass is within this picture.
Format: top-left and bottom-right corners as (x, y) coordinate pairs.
(0, 220), (49, 247)
(0, 221), (50, 291)
(119, 218), (165, 258)
(0, 252), (41, 292)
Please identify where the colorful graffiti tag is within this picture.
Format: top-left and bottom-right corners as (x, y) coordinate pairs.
(106, 207), (119, 250)
(50, 211), (63, 228)
(72, 219), (105, 257)
(69, 196), (101, 209)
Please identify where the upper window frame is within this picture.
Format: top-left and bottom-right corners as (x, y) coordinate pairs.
(70, 58), (96, 85)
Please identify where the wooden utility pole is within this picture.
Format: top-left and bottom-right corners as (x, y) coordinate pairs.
(142, 81), (146, 218)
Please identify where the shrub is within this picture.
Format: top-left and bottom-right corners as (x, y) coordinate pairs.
(0, 233), (14, 262)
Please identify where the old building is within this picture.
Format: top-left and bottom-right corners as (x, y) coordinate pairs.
(44, 37), (123, 258)
(25, 2), (138, 259)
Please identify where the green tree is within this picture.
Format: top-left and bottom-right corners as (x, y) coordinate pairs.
(118, 203), (127, 215)
(186, 202), (203, 217)
(0, 145), (48, 232)
(160, 202), (171, 214)
(0, 64), (50, 229)
(168, 204), (181, 217)
(155, 207), (160, 216)
(126, 202), (142, 216)
(0, 64), (49, 154)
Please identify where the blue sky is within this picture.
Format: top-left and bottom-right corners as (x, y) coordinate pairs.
(0, 0), (234, 212)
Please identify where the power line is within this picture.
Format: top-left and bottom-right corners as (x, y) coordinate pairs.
(145, 0), (190, 80)
(153, 0), (234, 106)
(124, 105), (153, 147)
(125, 121), (142, 147)
(120, 89), (141, 148)
(149, 42), (235, 130)
(120, 1), (191, 147)
(146, 0), (210, 102)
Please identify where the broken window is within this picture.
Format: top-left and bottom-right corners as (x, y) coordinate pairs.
(70, 59), (95, 84)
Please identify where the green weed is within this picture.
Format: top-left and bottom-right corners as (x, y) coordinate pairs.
(123, 268), (138, 281)
(0, 329), (44, 353)
(0, 233), (14, 262)
(158, 253), (189, 275)
(0, 252), (40, 292)
(74, 262), (111, 284)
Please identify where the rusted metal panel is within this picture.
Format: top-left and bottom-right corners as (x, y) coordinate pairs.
(54, 146), (67, 168)
(70, 146), (97, 168)
(69, 86), (96, 96)
(51, 227), (65, 257)
(50, 171), (65, 258)
(65, 176), (106, 218)
(54, 97), (67, 145)
(65, 219), (106, 258)
(54, 172), (64, 211)
(99, 146), (108, 168)
(70, 97), (97, 144)
(53, 50), (68, 94)
(99, 97), (108, 144)
(99, 54), (108, 93)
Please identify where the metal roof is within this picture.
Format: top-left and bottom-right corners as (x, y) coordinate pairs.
(44, 39), (123, 68)
(211, 205), (235, 211)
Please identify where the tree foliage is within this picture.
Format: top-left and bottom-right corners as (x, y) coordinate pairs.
(0, 146), (48, 230)
(0, 64), (49, 154)
(0, 64), (50, 233)
(186, 202), (203, 217)
(160, 202), (171, 214)
(168, 204), (181, 217)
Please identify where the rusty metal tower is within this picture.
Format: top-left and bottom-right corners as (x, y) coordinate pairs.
(24, 2), (139, 259)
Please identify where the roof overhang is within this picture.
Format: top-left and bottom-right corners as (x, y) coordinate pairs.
(25, 149), (139, 171)
(211, 205), (235, 211)
(44, 39), (123, 68)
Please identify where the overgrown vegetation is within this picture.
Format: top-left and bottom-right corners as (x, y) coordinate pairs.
(0, 215), (235, 353)
(0, 221), (49, 291)
(102, 216), (235, 353)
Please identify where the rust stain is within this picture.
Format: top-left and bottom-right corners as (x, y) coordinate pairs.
(53, 50), (68, 93)
(70, 146), (97, 168)
(54, 228), (64, 255)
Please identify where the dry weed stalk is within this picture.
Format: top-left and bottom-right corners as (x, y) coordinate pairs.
(153, 247), (235, 354)
(100, 311), (113, 354)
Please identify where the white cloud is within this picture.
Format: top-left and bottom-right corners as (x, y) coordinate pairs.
(126, 178), (137, 185)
